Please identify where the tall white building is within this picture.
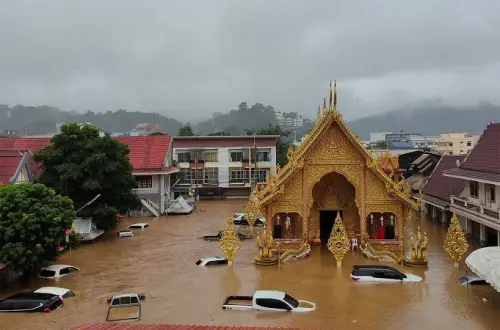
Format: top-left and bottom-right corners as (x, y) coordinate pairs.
(172, 135), (279, 198)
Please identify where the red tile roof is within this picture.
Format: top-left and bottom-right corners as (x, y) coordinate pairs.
(0, 149), (26, 185)
(460, 122), (500, 174)
(114, 135), (172, 171)
(73, 324), (310, 330)
(0, 135), (173, 172)
(422, 155), (466, 205)
(173, 136), (279, 149)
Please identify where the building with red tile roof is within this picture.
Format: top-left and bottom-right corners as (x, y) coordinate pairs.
(443, 122), (500, 245)
(73, 324), (311, 330)
(0, 149), (34, 185)
(421, 155), (465, 224)
(0, 135), (178, 216)
(172, 135), (279, 199)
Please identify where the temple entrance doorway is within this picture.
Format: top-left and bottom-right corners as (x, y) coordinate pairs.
(319, 210), (343, 245)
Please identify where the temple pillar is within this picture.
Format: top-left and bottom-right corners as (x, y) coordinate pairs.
(465, 218), (472, 235)
(359, 165), (366, 239)
(441, 211), (447, 226)
(302, 166), (310, 238)
(497, 230), (500, 246)
(480, 224), (486, 245)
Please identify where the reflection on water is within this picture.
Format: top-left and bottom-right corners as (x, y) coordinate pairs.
(0, 200), (499, 330)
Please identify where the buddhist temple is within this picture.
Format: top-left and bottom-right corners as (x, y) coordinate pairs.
(253, 81), (422, 258)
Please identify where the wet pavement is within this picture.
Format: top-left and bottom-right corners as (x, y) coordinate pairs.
(0, 199), (499, 330)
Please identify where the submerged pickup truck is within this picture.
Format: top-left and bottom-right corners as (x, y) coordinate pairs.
(222, 290), (315, 312)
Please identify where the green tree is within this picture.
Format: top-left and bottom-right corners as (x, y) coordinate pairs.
(0, 183), (75, 275)
(178, 124), (194, 136)
(207, 131), (231, 136)
(246, 125), (292, 167)
(34, 123), (140, 230)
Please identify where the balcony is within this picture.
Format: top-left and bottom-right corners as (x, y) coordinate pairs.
(132, 188), (159, 195)
(450, 196), (500, 229)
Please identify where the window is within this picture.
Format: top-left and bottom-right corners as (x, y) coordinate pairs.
(204, 168), (219, 185)
(449, 143), (453, 147)
(39, 270), (56, 277)
(179, 169), (192, 185)
(467, 141), (472, 146)
(135, 176), (153, 188)
(177, 152), (191, 162)
(229, 151), (243, 162)
(230, 170), (246, 184)
(256, 150), (271, 162)
(205, 150), (218, 162)
(255, 298), (291, 310)
(486, 184), (496, 202)
(469, 181), (479, 198)
(191, 169), (203, 184)
(59, 268), (70, 275)
(283, 294), (299, 308)
(253, 170), (267, 183)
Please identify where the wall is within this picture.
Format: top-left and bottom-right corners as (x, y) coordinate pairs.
(436, 133), (480, 155)
(465, 179), (500, 210)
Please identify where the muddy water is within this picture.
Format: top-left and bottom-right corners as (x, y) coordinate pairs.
(1, 200), (499, 330)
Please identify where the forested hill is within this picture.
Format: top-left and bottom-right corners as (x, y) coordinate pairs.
(2, 102), (500, 138)
(0, 105), (183, 135)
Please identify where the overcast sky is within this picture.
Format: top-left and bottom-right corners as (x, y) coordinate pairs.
(1, 0), (499, 121)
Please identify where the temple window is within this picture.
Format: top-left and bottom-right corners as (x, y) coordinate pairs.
(367, 212), (396, 240)
(273, 213), (302, 240)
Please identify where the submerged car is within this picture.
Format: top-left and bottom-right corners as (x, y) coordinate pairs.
(350, 265), (422, 283)
(195, 256), (229, 266)
(232, 213), (265, 226)
(202, 231), (252, 241)
(0, 293), (63, 313)
(459, 275), (488, 286)
(33, 287), (75, 300)
(118, 229), (134, 238)
(222, 290), (316, 312)
(128, 223), (149, 230)
(38, 265), (80, 279)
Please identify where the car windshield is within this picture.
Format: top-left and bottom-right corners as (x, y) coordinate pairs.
(39, 270), (56, 277)
(63, 291), (75, 298)
(283, 294), (299, 308)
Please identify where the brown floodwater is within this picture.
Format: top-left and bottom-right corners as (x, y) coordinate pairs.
(1, 200), (499, 330)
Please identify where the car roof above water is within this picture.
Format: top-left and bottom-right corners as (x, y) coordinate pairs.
(353, 265), (398, 271)
(254, 290), (286, 300)
(3, 292), (57, 301)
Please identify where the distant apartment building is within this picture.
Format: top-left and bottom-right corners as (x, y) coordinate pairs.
(369, 132), (393, 142)
(435, 132), (481, 155)
(369, 132), (438, 149)
(132, 123), (161, 136)
(172, 135), (279, 198)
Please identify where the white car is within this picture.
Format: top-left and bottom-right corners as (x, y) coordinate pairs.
(233, 213), (266, 226)
(350, 265), (422, 283)
(38, 265), (80, 279)
(223, 290), (316, 312)
(128, 223), (149, 230)
(118, 229), (134, 238)
(33, 287), (75, 299)
(195, 256), (229, 266)
(459, 275), (488, 285)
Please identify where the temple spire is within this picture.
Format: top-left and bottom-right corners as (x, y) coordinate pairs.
(317, 105), (321, 120)
(329, 80), (333, 110)
(333, 80), (338, 110)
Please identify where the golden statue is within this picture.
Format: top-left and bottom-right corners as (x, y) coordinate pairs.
(444, 213), (469, 268)
(219, 215), (241, 265)
(404, 226), (428, 267)
(327, 213), (350, 267)
(254, 224), (278, 266)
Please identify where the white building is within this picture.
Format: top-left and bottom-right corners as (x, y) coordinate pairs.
(443, 123), (500, 246)
(436, 132), (481, 155)
(172, 135), (279, 198)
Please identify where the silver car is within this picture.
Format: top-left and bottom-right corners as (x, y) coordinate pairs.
(458, 275), (487, 285)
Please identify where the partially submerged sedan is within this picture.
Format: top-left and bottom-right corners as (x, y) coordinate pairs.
(350, 265), (422, 283)
(33, 287), (75, 300)
(38, 265), (80, 279)
(0, 293), (63, 313)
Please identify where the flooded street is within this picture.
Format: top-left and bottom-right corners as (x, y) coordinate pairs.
(1, 199), (499, 330)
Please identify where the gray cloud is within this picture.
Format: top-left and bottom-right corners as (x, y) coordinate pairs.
(1, 0), (499, 121)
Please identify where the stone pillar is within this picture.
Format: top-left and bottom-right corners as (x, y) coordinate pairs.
(160, 174), (166, 214)
(497, 230), (500, 246)
(441, 210), (447, 225)
(479, 224), (486, 245)
(465, 218), (472, 235)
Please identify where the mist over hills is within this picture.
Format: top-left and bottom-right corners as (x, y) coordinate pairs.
(1, 101), (500, 140)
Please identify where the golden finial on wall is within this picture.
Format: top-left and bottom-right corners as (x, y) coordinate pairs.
(444, 213), (469, 268)
(327, 212), (350, 267)
(219, 215), (241, 265)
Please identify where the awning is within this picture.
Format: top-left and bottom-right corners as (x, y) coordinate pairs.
(465, 247), (500, 292)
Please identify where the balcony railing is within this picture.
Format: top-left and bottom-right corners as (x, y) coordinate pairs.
(451, 196), (500, 221)
(132, 188), (159, 195)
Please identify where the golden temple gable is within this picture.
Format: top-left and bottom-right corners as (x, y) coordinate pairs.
(253, 81), (422, 257)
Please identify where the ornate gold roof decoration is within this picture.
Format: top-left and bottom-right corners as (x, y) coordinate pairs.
(245, 190), (261, 235)
(219, 215), (241, 265)
(254, 81), (421, 210)
(444, 213), (469, 268)
(327, 212), (350, 267)
(403, 226), (428, 267)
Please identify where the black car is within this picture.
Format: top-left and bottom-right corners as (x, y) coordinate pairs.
(350, 265), (422, 282)
(202, 231), (252, 241)
(0, 292), (63, 313)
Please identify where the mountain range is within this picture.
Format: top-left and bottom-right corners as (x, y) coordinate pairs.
(1, 102), (500, 140)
